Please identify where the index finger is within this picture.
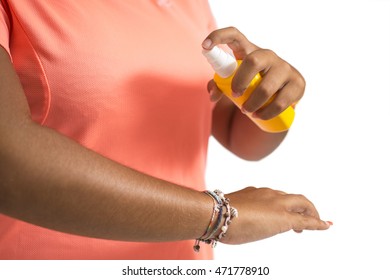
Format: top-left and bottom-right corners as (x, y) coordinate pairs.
(202, 27), (258, 59)
(291, 213), (331, 231)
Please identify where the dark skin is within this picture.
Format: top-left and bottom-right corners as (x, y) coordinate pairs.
(208, 27), (304, 161)
(0, 27), (329, 246)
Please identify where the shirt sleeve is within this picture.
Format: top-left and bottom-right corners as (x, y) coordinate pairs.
(0, 0), (11, 56)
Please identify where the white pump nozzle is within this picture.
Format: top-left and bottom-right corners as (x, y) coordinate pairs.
(202, 46), (237, 78)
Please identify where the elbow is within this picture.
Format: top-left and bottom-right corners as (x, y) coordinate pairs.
(229, 131), (288, 162)
(231, 149), (272, 162)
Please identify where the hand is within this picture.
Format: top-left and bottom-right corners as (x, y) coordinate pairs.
(222, 187), (331, 245)
(203, 27), (305, 120)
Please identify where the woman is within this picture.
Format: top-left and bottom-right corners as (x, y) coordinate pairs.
(0, 0), (330, 259)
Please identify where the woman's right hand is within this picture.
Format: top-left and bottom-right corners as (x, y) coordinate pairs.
(222, 187), (331, 244)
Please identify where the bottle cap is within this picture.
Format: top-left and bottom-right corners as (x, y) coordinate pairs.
(202, 46), (237, 78)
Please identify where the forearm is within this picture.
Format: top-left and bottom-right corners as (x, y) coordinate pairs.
(0, 120), (211, 242)
(212, 97), (287, 161)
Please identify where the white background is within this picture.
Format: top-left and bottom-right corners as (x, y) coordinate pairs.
(207, 0), (390, 279)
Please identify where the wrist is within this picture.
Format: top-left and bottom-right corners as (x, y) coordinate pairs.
(193, 190), (238, 252)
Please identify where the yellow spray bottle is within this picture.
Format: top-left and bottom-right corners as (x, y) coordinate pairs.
(202, 46), (295, 133)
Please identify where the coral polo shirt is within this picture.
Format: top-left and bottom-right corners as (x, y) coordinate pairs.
(0, 0), (215, 259)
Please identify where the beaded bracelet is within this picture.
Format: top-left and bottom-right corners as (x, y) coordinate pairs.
(211, 190), (238, 247)
(194, 189), (238, 252)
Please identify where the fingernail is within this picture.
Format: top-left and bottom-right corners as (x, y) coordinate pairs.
(202, 38), (212, 49)
(232, 91), (242, 98)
